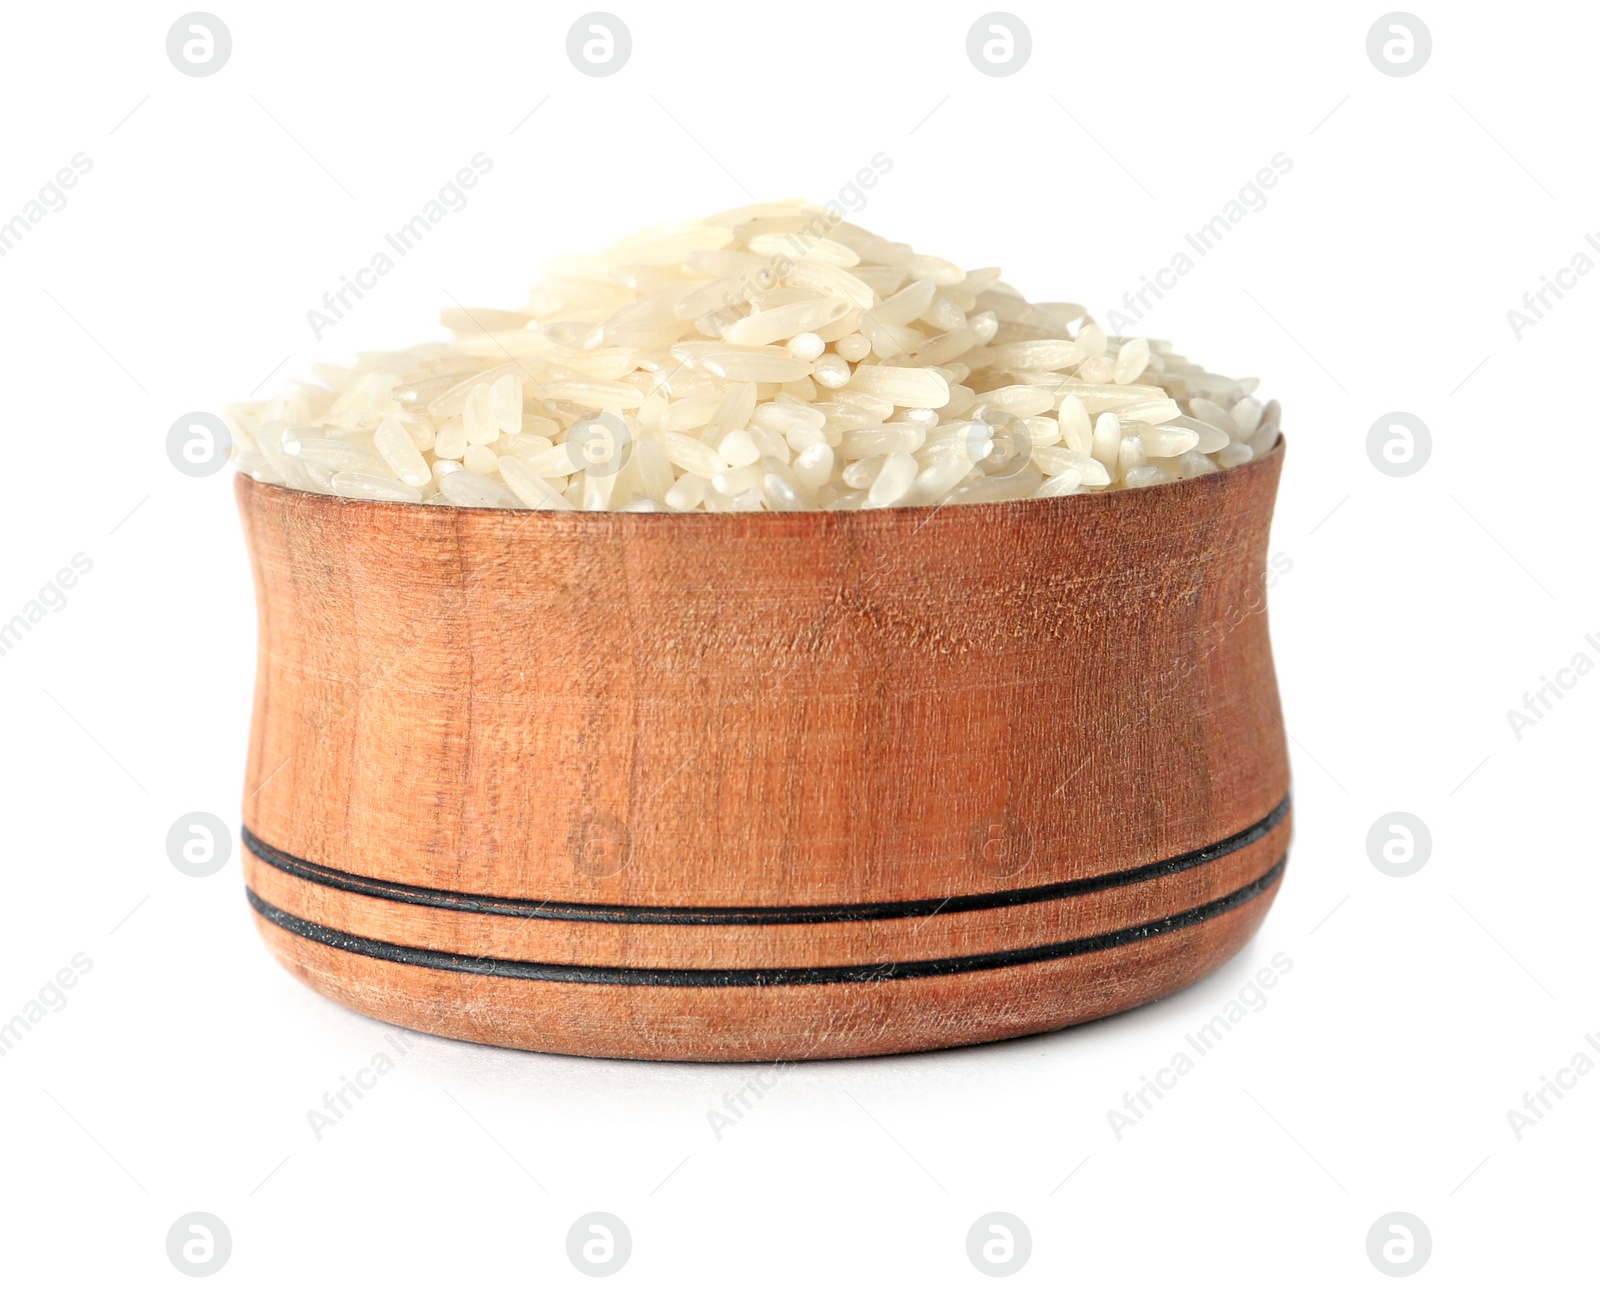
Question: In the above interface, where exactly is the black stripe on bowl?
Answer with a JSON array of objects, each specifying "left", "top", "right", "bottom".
[
  {"left": 246, "top": 855, "right": 1287, "bottom": 988},
  {"left": 242, "top": 795, "right": 1290, "bottom": 928}
]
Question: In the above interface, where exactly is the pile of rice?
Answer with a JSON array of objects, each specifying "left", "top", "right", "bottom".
[{"left": 228, "top": 201, "right": 1280, "bottom": 512}]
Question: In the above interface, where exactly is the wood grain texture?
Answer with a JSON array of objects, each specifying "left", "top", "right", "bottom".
[
  {"left": 249, "top": 888, "right": 1281, "bottom": 1061},
  {"left": 235, "top": 440, "right": 1290, "bottom": 1060}
]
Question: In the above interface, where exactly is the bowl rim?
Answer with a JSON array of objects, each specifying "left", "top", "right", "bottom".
[{"left": 236, "top": 436, "right": 1283, "bottom": 531}]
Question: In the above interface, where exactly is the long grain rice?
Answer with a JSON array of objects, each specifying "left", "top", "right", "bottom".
[{"left": 227, "top": 202, "right": 1278, "bottom": 510}]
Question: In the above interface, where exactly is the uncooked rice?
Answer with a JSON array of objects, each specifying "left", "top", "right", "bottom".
[{"left": 226, "top": 202, "right": 1280, "bottom": 512}]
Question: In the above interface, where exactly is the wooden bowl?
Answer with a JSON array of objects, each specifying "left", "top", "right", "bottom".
[{"left": 236, "top": 442, "right": 1289, "bottom": 1061}]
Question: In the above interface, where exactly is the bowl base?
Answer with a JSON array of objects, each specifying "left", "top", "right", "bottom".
[{"left": 245, "top": 829, "right": 1288, "bottom": 1061}]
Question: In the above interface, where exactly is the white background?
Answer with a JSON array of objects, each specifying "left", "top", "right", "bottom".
[{"left": 0, "top": 1, "right": 1594, "bottom": 1285}]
